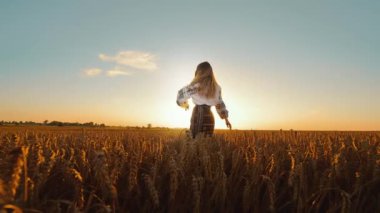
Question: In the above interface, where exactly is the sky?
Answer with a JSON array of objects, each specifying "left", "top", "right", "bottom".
[{"left": 0, "top": 0, "right": 379, "bottom": 130}]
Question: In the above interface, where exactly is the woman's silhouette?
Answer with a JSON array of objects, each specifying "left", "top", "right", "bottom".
[{"left": 176, "top": 61, "right": 231, "bottom": 138}]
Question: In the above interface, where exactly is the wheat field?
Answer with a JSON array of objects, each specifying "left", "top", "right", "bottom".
[{"left": 0, "top": 126, "right": 379, "bottom": 213}]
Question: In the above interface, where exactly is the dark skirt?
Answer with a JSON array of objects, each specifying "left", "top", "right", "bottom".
[{"left": 190, "top": 104, "right": 215, "bottom": 139}]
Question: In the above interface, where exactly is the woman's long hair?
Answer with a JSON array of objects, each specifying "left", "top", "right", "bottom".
[{"left": 191, "top": 61, "right": 218, "bottom": 98}]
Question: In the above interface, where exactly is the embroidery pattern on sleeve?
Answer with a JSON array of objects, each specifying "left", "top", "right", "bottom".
[{"left": 176, "top": 84, "right": 198, "bottom": 108}]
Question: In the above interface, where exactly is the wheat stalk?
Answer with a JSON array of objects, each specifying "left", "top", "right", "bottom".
[{"left": 143, "top": 173, "right": 159, "bottom": 208}]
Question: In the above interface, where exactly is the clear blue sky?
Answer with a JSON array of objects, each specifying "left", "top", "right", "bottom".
[{"left": 1, "top": 0, "right": 379, "bottom": 130}]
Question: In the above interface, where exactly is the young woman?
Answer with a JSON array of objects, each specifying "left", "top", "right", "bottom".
[{"left": 176, "top": 61, "right": 231, "bottom": 138}]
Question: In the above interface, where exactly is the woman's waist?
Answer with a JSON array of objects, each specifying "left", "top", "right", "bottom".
[{"left": 194, "top": 104, "right": 211, "bottom": 109}]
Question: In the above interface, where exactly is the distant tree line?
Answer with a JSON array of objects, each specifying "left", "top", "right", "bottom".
[
  {"left": 0, "top": 121, "right": 173, "bottom": 129},
  {"left": 0, "top": 120, "right": 106, "bottom": 127}
]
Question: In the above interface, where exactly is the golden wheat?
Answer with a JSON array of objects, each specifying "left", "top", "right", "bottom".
[{"left": 0, "top": 127, "right": 378, "bottom": 212}]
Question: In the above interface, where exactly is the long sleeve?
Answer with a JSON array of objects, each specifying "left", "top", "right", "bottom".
[
  {"left": 176, "top": 84, "right": 198, "bottom": 109},
  {"left": 215, "top": 88, "right": 229, "bottom": 119}
]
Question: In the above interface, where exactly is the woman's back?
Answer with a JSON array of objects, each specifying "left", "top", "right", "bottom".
[{"left": 188, "top": 83, "right": 221, "bottom": 106}]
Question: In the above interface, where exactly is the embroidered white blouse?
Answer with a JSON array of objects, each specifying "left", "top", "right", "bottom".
[{"left": 176, "top": 83, "right": 229, "bottom": 119}]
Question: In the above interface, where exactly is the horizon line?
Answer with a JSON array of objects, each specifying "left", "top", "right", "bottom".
[{"left": 1, "top": 121, "right": 378, "bottom": 132}]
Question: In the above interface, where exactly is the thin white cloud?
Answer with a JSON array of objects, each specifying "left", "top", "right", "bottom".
[
  {"left": 106, "top": 67, "right": 132, "bottom": 77},
  {"left": 83, "top": 68, "right": 102, "bottom": 77},
  {"left": 99, "top": 51, "right": 158, "bottom": 71}
]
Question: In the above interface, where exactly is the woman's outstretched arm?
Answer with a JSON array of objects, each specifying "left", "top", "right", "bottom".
[
  {"left": 176, "top": 84, "right": 198, "bottom": 110},
  {"left": 215, "top": 88, "right": 231, "bottom": 129}
]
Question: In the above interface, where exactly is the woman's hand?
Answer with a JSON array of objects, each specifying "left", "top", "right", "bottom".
[
  {"left": 184, "top": 103, "right": 189, "bottom": 111},
  {"left": 180, "top": 102, "right": 189, "bottom": 111},
  {"left": 225, "top": 118, "right": 232, "bottom": 130}
]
